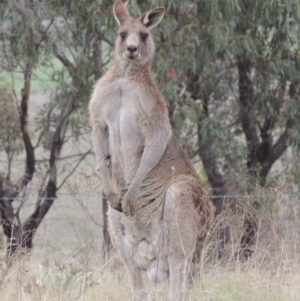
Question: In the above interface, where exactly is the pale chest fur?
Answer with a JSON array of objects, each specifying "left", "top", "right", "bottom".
[{"left": 93, "top": 77, "right": 148, "bottom": 187}]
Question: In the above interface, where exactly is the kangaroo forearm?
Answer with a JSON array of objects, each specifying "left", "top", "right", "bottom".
[
  {"left": 136, "top": 146, "right": 165, "bottom": 181},
  {"left": 97, "top": 163, "right": 111, "bottom": 186},
  {"left": 92, "top": 127, "right": 109, "bottom": 163},
  {"left": 129, "top": 131, "right": 170, "bottom": 194},
  {"left": 92, "top": 125, "right": 118, "bottom": 196},
  {"left": 94, "top": 146, "right": 115, "bottom": 193}
]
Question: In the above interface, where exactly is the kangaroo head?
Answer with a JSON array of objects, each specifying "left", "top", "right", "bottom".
[{"left": 113, "top": 0, "right": 165, "bottom": 65}]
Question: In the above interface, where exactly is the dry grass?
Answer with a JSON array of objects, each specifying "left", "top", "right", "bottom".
[
  {"left": 1, "top": 182, "right": 300, "bottom": 301},
  {"left": 1, "top": 251, "right": 300, "bottom": 301}
]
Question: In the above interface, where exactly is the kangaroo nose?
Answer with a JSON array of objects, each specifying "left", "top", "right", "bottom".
[{"left": 127, "top": 45, "right": 138, "bottom": 54}]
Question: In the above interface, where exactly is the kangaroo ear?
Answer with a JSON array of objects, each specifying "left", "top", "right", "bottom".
[
  {"left": 113, "top": 0, "right": 131, "bottom": 26},
  {"left": 139, "top": 7, "right": 165, "bottom": 29}
]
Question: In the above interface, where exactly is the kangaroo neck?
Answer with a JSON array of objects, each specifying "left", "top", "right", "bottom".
[{"left": 113, "top": 57, "right": 153, "bottom": 81}]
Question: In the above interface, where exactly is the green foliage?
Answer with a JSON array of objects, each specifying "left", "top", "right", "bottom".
[
  {"left": 0, "top": 0, "right": 300, "bottom": 192},
  {"left": 0, "top": 79, "right": 23, "bottom": 179},
  {"left": 141, "top": 0, "right": 300, "bottom": 191}
]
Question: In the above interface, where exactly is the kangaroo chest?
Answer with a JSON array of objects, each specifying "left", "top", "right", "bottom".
[
  {"left": 102, "top": 78, "right": 146, "bottom": 185},
  {"left": 103, "top": 78, "right": 145, "bottom": 130}
]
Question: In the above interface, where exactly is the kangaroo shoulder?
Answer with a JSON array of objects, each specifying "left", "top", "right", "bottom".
[
  {"left": 89, "top": 68, "right": 119, "bottom": 122},
  {"left": 140, "top": 80, "right": 168, "bottom": 115},
  {"left": 90, "top": 67, "right": 121, "bottom": 104}
]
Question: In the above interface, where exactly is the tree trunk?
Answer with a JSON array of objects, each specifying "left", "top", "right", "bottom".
[
  {"left": 237, "top": 56, "right": 259, "bottom": 259},
  {"left": 194, "top": 90, "right": 230, "bottom": 258},
  {"left": 102, "top": 194, "right": 112, "bottom": 261},
  {"left": 237, "top": 61, "right": 296, "bottom": 259},
  {"left": 197, "top": 121, "right": 230, "bottom": 258},
  {"left": 0, "top": 61, "right": 36, "bottom": 255},
  {"left": 0, "top": 99, "right": 73, "bottom": 254},
  {"left": 184, "top": 72, "right": 230, "bottom": 257}
]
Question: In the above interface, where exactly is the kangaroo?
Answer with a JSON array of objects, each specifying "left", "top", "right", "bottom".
[{"left": 89, "top": 1, "right": 214, "bottom": 300}]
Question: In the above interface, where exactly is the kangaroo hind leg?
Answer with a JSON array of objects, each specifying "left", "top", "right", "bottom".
[{"left": 164, "top": 180, "right": 201, "bottom": 301}]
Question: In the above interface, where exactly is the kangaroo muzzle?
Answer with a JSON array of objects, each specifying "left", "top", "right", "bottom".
[
  {"left": 124, "top": 34, "right": 140, "bottom": 60},
  {"left": 126, "top": 45, "right": 138, "bottom": 58}
]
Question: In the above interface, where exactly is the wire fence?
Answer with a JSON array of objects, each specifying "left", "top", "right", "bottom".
[
  {"left": 0, "top": 192, "right": 299, "bottom": 225},
  {"left": 1, "top": 194, "right": 300, "bottom": 202},
  {"left": 1, "top": 194, "right": 300, "bottom": 201},
  {"left": 1, "top": 189, "right": 300, "bottom": 262}
]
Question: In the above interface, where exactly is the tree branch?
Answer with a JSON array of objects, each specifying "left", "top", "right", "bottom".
[
  {"left": 34, "top": 104, "right": 55, "bottom": 149},
  {"left": 237, "top": 57, "right": 260, "bottom": 170},
  {"left": 57, "top": 148, "right": 92, "bottom": 191},
  {"left": 17, "top": 101, "right": 75, "bottom": 249},
  {"left": 36, "top": 151, "right": 94, "bottom": 163},
  {"left": 260, "top": 119, "right": 293, "bottom": 186},
  {"left": 260, "top": 82, "right": 297, "bottom": 186},
  {"left": 188, "top": 75, "right": 228, "bottom": 214},
  {"left": 55, "top": 51, "right": 77, "bottom": 77},
  {"left": 20, "top": 61, "right": 35, "bottom": 187},
  {"left": 0, "top": 59, "right": 35, "bottom": 254}
]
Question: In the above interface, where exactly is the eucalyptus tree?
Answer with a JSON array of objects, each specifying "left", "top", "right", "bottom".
[
  {"left": 1, "top": 0, "right": 299, "bottom": 259},
  {"left": 0, "top": 0, "right": 115, "bottom": 254},
  {"left": 125, "top": 0, "right": 300, "bottom": 257},
  {"left": 141, "top": 0, "right": 300, "bottom": 257}
]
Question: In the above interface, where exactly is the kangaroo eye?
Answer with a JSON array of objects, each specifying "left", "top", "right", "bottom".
[
  {"left": 140, "top": 33, "right": 148, "bottom": 42},
  {"left": 120, "top": 32, "right": 127, "bottom": 40}
]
